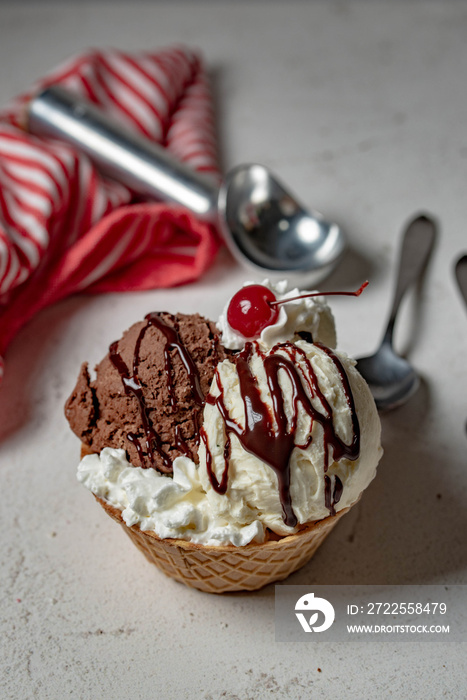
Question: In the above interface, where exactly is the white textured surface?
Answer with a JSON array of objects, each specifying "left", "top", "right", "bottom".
[{"left": 1, "top": 2, "right": 466, "bottom": 699}]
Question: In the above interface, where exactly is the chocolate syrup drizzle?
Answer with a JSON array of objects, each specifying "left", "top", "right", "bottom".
[
  {"left": 203, "top": 341, "right": 360, "bottom": 525},
  {"left": 109, "top": 313, "right": 205, "bottom": 472},
  {"left": 324, "top": 474, "right": 344, "bottom": 516},
  {"left": 109, "top": 311, "right": 360, "bottom": 524}
]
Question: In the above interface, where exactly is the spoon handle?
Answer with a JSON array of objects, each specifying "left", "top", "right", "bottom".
[
  {"left": 455, "top": 254, "right": 467, "bottom": 311},
  {"left": 385, "top": 214, "right": 437, "bottom": 340},
  {"left": 27, "top": 85, "right": 219, "bottom": 219}
]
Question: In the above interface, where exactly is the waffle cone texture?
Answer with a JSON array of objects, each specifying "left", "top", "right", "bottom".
[
  {"left": 81, "top": 441, "right": 350, "bottom": 593},
  {"left": 94, "top": 495, "right": 349, "bottom": 594}
]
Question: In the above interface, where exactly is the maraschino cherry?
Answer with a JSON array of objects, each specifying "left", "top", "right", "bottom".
[
  {"left": 227, "top": 281, "right": 368, "bottom": 340},
  {"left": 227, "top": 284, "right": 280, "bottom": 339}
]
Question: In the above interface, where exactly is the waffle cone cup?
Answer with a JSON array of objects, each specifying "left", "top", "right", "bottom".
[
  {"left": 81, "top": 445, "right": 350, "bottom": 593},
  {"left": 94, "top": 496, "right": 350, "bottom": 594}
]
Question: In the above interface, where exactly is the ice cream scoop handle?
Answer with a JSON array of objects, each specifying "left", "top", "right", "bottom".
[{"left": 27, "top": 85, "right": 218, "bottom": 219}]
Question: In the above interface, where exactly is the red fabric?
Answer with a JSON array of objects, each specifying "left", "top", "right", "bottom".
[{"left": 0, "top": 47, "right": 222, "bottom": 380}]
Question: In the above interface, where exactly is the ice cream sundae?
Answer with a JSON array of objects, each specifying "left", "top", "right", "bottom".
[{"left": 66, "top": 280, "right": 382, "bottom": 592}]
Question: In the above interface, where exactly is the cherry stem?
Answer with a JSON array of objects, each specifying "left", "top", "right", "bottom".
[{"left": 269, "top": 281, "right": 369, "bottom": 307}]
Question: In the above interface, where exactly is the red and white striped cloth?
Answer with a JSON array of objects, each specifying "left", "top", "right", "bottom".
[{"left": 0, "top": 46, "right": 222, "bottom": 382}]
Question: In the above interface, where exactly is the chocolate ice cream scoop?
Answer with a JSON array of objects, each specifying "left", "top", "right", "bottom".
[{"left": 65, "top": 312, "right": 228, "bottom": 473}]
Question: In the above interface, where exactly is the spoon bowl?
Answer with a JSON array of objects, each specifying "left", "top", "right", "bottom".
[
  {"left": 356, "top": 214, "right": 436, "bottom": 411},
  {"left": 356, "top": 335, "right": 420, "bottom": 411},
  {"left": 218, "top": 164, "right": 345, "bottom": 287}
]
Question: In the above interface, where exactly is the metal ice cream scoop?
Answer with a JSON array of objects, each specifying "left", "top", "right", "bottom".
[{"left": 27, "top": 86, "right": 345, "bottom": 288}]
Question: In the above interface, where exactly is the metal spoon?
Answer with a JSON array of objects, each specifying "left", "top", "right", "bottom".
[
  {"left": 455, "top": 254, "right": 467, "bottom": 310},
  {"left": 356, "top": 215, "right": 437, "bottom": 411},
  {"left": 455, "top": 255, "right": 467, "bottom": 432},
  {"left": 26, "top": 86, "right": 345, "bottom": 288}
]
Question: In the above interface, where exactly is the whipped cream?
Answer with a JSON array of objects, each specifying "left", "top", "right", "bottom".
[
  {"left": 77, "top": 447, "right": 265, "bottom": 546},
  {"left": 198, "top": 339, "right": 383, "bottom": 536},
  {"left": 217, "top": 279, "right": 337, "bottom": 350}
]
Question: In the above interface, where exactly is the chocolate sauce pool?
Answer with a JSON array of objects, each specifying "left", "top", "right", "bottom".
[{"left": 109, "top": 315, "right": 360, "bottom": 525}]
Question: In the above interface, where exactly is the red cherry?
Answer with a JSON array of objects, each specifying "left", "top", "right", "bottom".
[
  {"left": 226, "top": 281, "right": 369, "bottom": 341},
  {"left": 227, "top": 285, "right": 280, "bottom": 339}
]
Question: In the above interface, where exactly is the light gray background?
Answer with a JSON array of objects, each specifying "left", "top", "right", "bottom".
[{"left": 1, "top": 2, "right": 466, "bottom": 698}]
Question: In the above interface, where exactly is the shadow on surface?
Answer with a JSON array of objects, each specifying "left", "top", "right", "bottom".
[
  {"left": 321, "top": 244, "right": 376, "bottom": 293},
  {"left": 0, "top": 295, "right": 93, "bottom": 443},
  {"left": 285, "top": 378, "right": 467, "bottom": 586}
]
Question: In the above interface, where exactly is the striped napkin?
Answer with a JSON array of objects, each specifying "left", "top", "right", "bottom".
[{"left": 0, "top": 46, "right": 222, "bottom": 382}]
